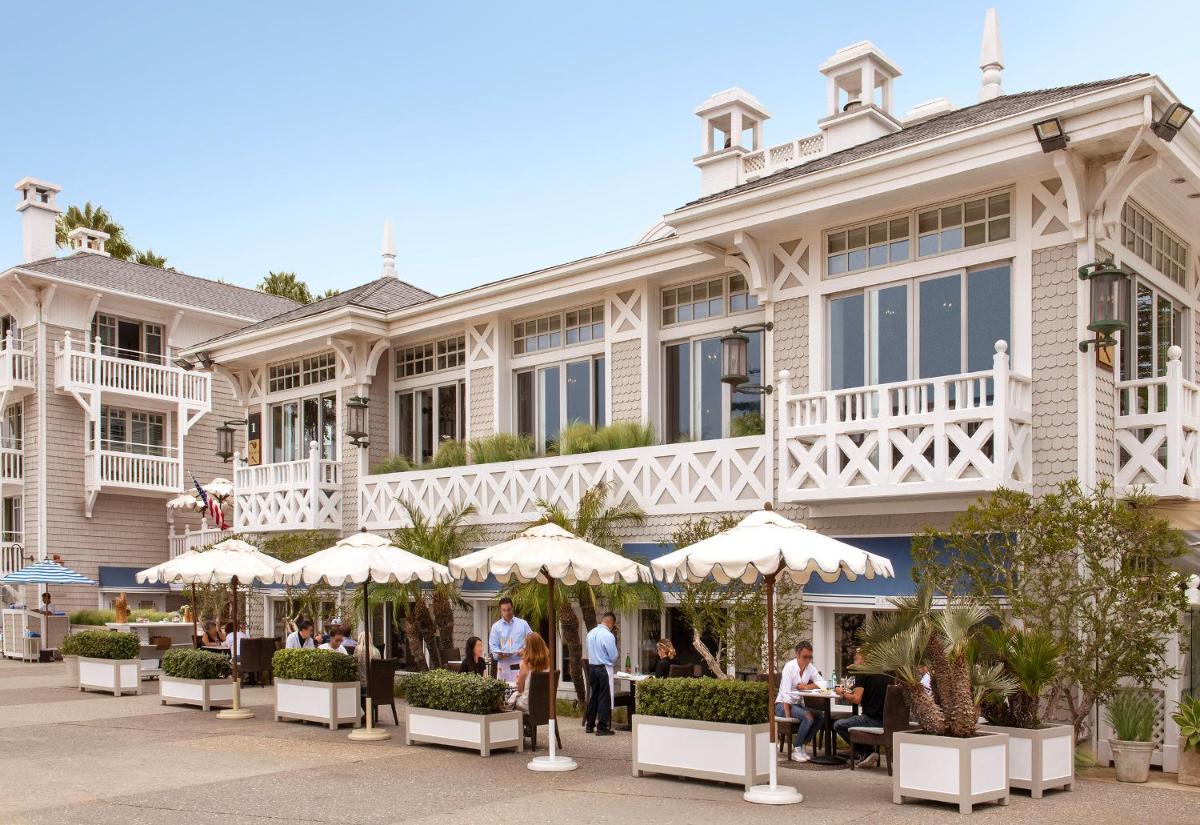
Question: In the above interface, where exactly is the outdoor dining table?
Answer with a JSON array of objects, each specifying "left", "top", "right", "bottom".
[
  {"left": 798, "top": 690, "right": 858, "bottom": 765},
  {"left": 612, "top": 671, "right": 650, "bottom": 731}
]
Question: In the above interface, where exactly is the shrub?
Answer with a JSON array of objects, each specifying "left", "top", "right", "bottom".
[
  {"left": 469, "top": 432, "right": 535, "bottom": 464},
  {"left": 1173, "top": 695, "right": 1200, "bottom": 754},
  {"left": 731, "top": 411, "right": 765, "bottom": 437},
  {"left": 636, "top": 677, "right": 768, "bottom": 725},
  {"left": 556, "top": 422, "right": 597, "bottom": 455},
  {"left": 404, "top": 669, "right": 509, "bottom": 715},
  {"left": 129, "top": 608, "right": 172, "bottom": 622},
  {"left": 372, "top": 453, "right": 414, "bottom": 474},
  {"left": 1106, "top": 688, "right": 1156, "bottom": 742},
  {"left": 272, "top": 648, "right": 358, "bottom": 683},
  {"left": 69, "top": 609, "right": 116, "bottom": 626},
  {"left": 593, "top": 421, "right": 655, "bottom": 451},
  {"left": 68, "top": 630, "right": 140, "bottom": 660},
  {"left": 162, "top": 648, "right": 232, "bottom": 680},
  {"left": 431, "top": 440, "right": 468, "bottom": 468},
  {"left": 59, "top": 633, "right": 81, "bottom": 656}
]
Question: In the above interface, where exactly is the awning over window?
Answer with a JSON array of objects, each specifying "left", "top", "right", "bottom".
[{"left": 98, "top": 565, "right": 169, "bottom": 593}]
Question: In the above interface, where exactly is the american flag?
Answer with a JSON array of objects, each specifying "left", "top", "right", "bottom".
[{"left": 193, "top": 474, "right": 229, "bottom": 530}]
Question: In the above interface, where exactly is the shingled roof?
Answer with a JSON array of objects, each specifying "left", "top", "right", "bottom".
[
  {"left": 681, "top": 74, "right": 1149, "bottom": 209},
  {"left": 16, "top": 253, "right": 299, "bottom": 321}
]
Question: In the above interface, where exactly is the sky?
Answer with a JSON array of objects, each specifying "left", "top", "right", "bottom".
[{"left": 2, "top": 1, "right": 1197, "bottom": 298}]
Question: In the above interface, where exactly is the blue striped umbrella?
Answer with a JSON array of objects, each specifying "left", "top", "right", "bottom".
[{"left": 1, "top": 560, "right": 96, "bottom": 586}]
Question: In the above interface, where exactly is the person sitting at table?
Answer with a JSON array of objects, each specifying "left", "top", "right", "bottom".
[
  {"left": 38, "top": 591, "right": 57, "bottom": 615},
  {"left": 505, "top": 631, "right": 549, "bottom": 713},
  {"left": 339, "top": 623, "right": 357, "bottom": 652},
  {"left": 319, "top": 628, "right": 348, "bottom": 655},
  {"left": 775, "top": 640, "right": 825, "bottom": 763},
  {"left": 460, "top": 635, "right": 487, "bottom": 676},
  {"left": 834, "top": 647, "right": 894, "bottom": 768},
  {"left": 222, "top": 621, "right": 249, "bottom": 659},
  {"left": 285, "top": 619, "right": 316, "bottom": 649},
  {"left": 354, "top": 630, "right": 379, "bottom": 688},
  {"left": 653, "top": 639, "right": 678, "bottom": 678},
  {"left": 200, "top": 620, "right": 225, "bottom": 646}
]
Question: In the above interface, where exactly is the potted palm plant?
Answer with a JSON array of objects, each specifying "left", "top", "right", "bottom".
[
  {"left": 976, "top": 626, "right": 1074, "bottom": 797},
  {"left": 855, "top": 588, "right": 1014, "bottom": 814},
  {"left": 1106, "top": 688, "right": 1157, "bottom": 782},
  {"left": 1172, "top": 695, "right": 1200, "bottom": 786}
]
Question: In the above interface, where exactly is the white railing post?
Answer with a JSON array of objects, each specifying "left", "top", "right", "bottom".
[
  {"left": 776, "top": 370, "right": 790, "bottom": 498},
  {"left": 308, "top": 440, "right": 321, "bottom": 527},
  {"left": 1166, "top": 346, "right": 1185, "bottom": 492},
  {"left": 876, "top": 385, "right": 891, "bottom": 484},
  {"left": 232, "top": 450, "right": 243, "bottom": 530},
  {"left": 992, "top": 340, "right": 1010, "bottom": 484},
  {"left": 932, "top": 379, "right": 949, "bottom": 483}
]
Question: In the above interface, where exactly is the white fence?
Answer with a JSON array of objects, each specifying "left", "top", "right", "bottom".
[
  {"left": 169, "top": 520, "right": 235, "bottom": 558},
  {"left": 234, "top": 441, "right": 342, "bottom": 532},
  {"left": 741, "top": 133, "right": 824, "bottom": 180},
  {"left": 0, "top": 333, "right": 34, "bottom": 391},
  {"left": 0, "top": 446, "right": 22, "bottom": 483},
  {"left": 0, "top": 541, "right": 26, "bottom": 578},
  {"left": 1115, "top": 345, "right": 1200, "bottom": 498},
  {"left": 55, "top": 332, "right": 210, "bottom": 407},
  {"left": 777, "top": 342, "right": 1032, "bottom": 501},
  {"left": 86, "top": 448, "right": 181, "bottom": 493}
]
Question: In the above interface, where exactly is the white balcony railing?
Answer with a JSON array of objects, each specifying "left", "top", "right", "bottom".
[
  {"left": 360, "top": 435, "right": 771, "bottom": 530},
  {"left": 86, "top": 447, "right": 181, "bottom": 494},
  {"left": 1, "top": 539, "right": 27, "bottom": 578},
  {"left": 0, "top": 333, "right": 35, "bottom": 395},
  {"left": 234, "top": 441, "right": 342, "bottom": 532},
  {"left": 778, "top": 342, "right": 1032, "bottom": 502},
  {"left": 1115, "top": 345, "right": 1200, "bottom": 499},
  {"left": 741, "top": 133, "right": 825, "bottom": 180},
  {"left": 169, "top": 519, "right": 235, "bottom": 558},
  {"left": 0, "top": 445, "right": 22, "bottom": 484},
  {"left": 54, "top": 332, "right": 210, "bottom": 409}
]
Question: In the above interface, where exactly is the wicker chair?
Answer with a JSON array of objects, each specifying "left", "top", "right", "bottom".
[
  {"left": 523, "top": 670, "right": 563, "bottom": 751},
  {"left": 237, "top": 637, "right": 277, "bottom": 686},
  {"left": 847, "top": 684, "right": 916, "bottom": 775},
  {"left": 363, "top": 658, "right": 399, "bottom": 726}
]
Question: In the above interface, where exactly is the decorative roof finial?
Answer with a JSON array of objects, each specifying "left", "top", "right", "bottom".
[
  {"left": 381, "top": 219, "right": 396, "bottom": 278},
  {"left": 979, "top": 8, "right": 1004, "bottom": 102}
]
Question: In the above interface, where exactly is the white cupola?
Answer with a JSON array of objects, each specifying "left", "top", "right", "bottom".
[
  {"left": 693, "top": 87, "right": 771, "bottom": 196},
  {"left": 818, "top": 42, "right": 902, "bottom": 153},
  {"left": 13, "top": 176, "right": 62, "bottom": 262},
  {"left": 67, "top": 226, "right": 110, "bottom": 256}
]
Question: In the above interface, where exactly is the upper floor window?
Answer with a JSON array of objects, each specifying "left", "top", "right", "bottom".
[
  {"left": 94, "top": 406, "right": 166, "bottom": 455},
  {"left": 395, "top": 335, "right": 465, "bottom": 379},
  {"left": 91, "top": 313, "right": 164, "bottom": 364},
  {"left": 1121, "top": 201, "right": 1189, "bottom": 287},
  {"left": 826, "top": 216, "right": 910, "bottom": 276},
  {"left": 1120, "top": 276, "right": 1186, "bottom": 385},
  {"left": 0, "top": 315, "right": 18, "bottom": 345},
  {"left": 2, "top": 495, "right": 20, "bottom": 543},
  {"left": 513, "top": 305, "right": 604, "bottom": 355},
  {"left": 268, "top": 351, "right": 337, "bottom": 393},
  {"left": 269, "top": 393, "right": 337, "bottom": 462},
  {"left": 515, "top": 356, "right": 606, "bottom": 451},
  {"left": 661, "top": 273, "right": 758, "bottom": 327},
  {"left": 397, "top": 381, "right": 465, "bottom": 465},
  {"left": 917, "top": 192, "right": 1010, "bottom": 257},
  {"left": 664, "top": 332, "right": 763, "bottom": 442},
  {"left": 2, "top": 403, "right": 21, "bottom": 450}
]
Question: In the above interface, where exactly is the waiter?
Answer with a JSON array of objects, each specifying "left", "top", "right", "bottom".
[
  {"left": 488, "top": 597, "right": 531, "bottom": 685},
  {"left": 584, "top": 612, "right": 618, "bottom": 736}
]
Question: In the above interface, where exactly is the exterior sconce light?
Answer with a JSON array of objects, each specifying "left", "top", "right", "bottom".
[
  {"left": 215, "top": 419, "right": 247, "bottom": 463},
  {"left": 346, "top": 396, "right": 369, "bottom": 447},
  {"left": 196, "top": 351, "right": 216, "bottom": 369},
  {"left": 720, "top": 322, "right": 773, "bottom": 394},
  {"left": 1151, "top": 102, "right": 1193, "bottom": 142},
  {"left": 1033, "top": 117, "right": 1069, "bottom": 152},
  {"left": 1078, "top": 260, "right": 1130, "bottom": 351}
]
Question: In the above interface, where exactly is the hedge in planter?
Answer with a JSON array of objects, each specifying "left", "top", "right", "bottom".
[
  {"left": 636, "top": 677, "right": 767, "bottom": 725},
  {"left": 162, "top": 649, "right": 232, "bottom": 680},
  {"left": 272, "top": 648, "right": 361, "bottom": 730},
  {"left": 403, "top": 669, "right": 522, "bottom": 756},
  {"left": 74, "top": 631, "right": 141, "bottom": 696},
  {"left": 160, "top": 649, "right": 234, "bottom": 710},
  {"left": 70, "top": 630, "right": 140, "bottom": 660},
  {"left": 404, "top": 669, "right": 508, "bottom": 715},
  {"left": 272, "top": 648, "right": 359, "bottom": 682}
]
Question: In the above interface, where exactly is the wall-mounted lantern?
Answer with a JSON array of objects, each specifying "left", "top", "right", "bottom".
[
  {"left": 215, "top": 419, "right": 247, "bottom": 462},
  {"left": 346, "top": 396, "right": 369, "bottom": 447},
  {"left": 720, "top": 322, "right": 773, "bottom": 394},
  {"left": 1078, "top": 260, "right": 1130, "bottom": 351},
  {"left": 1033, "top": 117, "right": 1069, "bottom": 152}
]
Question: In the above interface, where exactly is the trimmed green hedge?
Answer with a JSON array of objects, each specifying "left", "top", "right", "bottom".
[
  {"left": 404, "top": 669, "right": 509, "bottom": 715},
  {"left": 162, "top": 648, "right": 232, "bottom": 680},
  {"left": 636, "top": 677, "right": 768, "bottom": 725},
  {"left": 272, "top": 648, "right": 358, "bottom": 683},
  {"left": 68, "top": 609, "right": 117, "bottom": 626},
  {"left": 65, "top": 630, "right": 140, "bottom": 661}
]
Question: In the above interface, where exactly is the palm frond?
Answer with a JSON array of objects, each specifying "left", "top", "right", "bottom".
[
  {"left": 972, "top": 661, "right": 1017, "bottom": 707},
  {"left": 854, "top": 623, "right": 927, "bottom": 687},
  {"left": 935, "top": 602, "right": 988, "bottom": 657}
]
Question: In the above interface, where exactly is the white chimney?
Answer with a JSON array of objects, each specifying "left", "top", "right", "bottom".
[
  {"left": 13, "top": 177, "right": 62, "bottom": 262},
  {"left": 818, "top": 42, "right": 902, "bottom": 154},
  {"left": 693, "top": 87, "right": 771, "bottom": 196},
  {"left": 67, "top": 226, "right": 110, "bottom": 256},
  {"left": 380, "top": 219, "right": 396, "bottom": 278},
  {"left": 979, "top": 9, "right": 1004, "bottom": 102}
]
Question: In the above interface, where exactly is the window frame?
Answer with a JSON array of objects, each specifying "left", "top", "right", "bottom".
[
  {"left": 2, "top": 403, "right": 21, "bottom": 451},
  {"left": 661, "top": 330, "right": 764, "bottom": 442},
  {"left": 267, "top": 350, "right": 339, "bottom": 395},
  {"left": 94, "top": 405, "right": 168, "bottom": 456},
  {"left": 90, "top": 312, "right": 166, "bottom": 364},
  {"left": 513, "top": 355, "right": 606, "bottom": 451},
  {"left": 267, "top": 390, "right": 338, "bottom": 462},
  {"left": 394, "top": 380, "right": 466, "bottom": 465},
  {"left": 512, "top": 304, "right": 604, "bottom": 356},
  {"left": 660, "top": 272, "right": 760, "bottom": 328},
  {"left": 1119, "top": 269, "right": 1189, "bottom": 383},
  {"left": 1120, "top": 200, "right": 1191, "bottom": 289},
  {"left": 394, "top": 334, "right": 465, "bottom": 379}
]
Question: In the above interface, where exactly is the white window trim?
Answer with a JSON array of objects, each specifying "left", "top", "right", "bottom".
[
  {"left": 266, "top": 391, "right": 340, "bottom": 463},
  {"left": 1116, "top": 263, "right": 1190, "bottom": 381},
  {"left": 393, "top": 334, "right": 466, "bottom": 380},
  {"left": 95, "top": 404, "right": 172, "bottom": 455},
  {"left": 661, "top": 331, "right": 764, "bottom": 442},
  {"left": 513, "top": 355, "right": 606, "bottom": 449},
  {"left": 264, "top": 350, "right": 341, "bottom": 401},
  {"left": 511, "top": 303, "right": 605, "bottom": 358},
  {"left": 393, "top": 380, "right": 466, "bottom": 462},
  {"left": 823, "top": 210, "right": 913, "bottom": 278},
  {"left": 1120, "top": 199, "right": 1191, "bottom": 290},
  {"left": 658, "top": 271, "right": 760, "bottom": 330}
]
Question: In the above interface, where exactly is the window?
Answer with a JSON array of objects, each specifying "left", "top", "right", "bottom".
[
  {"left": 2, "top": 496, "right": 20, "bottom": 543},
  {"left": 514, "top": 356, "right": 606, "bottom": 450},
  {"left": 826, "top": 217, "right": 911, "bottom": 276},
  {"left": 917, "top": 192, "right": 1010, "bottom": 258},
  {"left": 828, "top": 263, "right": 1011, "bottom": 390},
  {"left": 2, "top": 403, "right": 21, "bottom": 450},
  {"left": 0, "top": 315, "right": 17, "bottom": 345},
  {"left": 90, "top": 313, "right": 165, "bottom": 364},
  {"left": 1121, "top": 202, "right": 1189, "bottom": 287},
  {"left": 396, "top": 335, "right": 465, "bottom": 378},
  {"left": 395, "top": 381, "right": 465, "bottom": 465},
  {"left": 663, "top": 332, "right": 763, "bottom": 442},
  {"left": 565, "top": 306, "right": 605, "bottom": 346},
  {"left": 436, "top": 336, "right": 465, "bottom": 370},
  {"left": 269, "top": 392, "right": 337, "bottom": 462},
  {"left": 1121, "top": 278, "right": 1186, "bottom": 384},
  {"left": 268, "top": 351, "right": 337, "bottom": 393},
  {"left": 512, "top": 306, "right": 603, "bottom": 356},
  {"left": 95, "top": 407, "right": 166, "bottom": 455},
  {"left": 661, "top": 274, "right": 759, "bottom": 326}
]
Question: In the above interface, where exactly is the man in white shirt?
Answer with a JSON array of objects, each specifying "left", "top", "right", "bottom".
[
  {"left": 318, "top": 628, "right": 348, "bottom": 655},
  {"left": 223, "top": 622, "right": 249, "bottom": 660},
  {"left": 286, "top": 619, "right": 316, "bottom": 649},
  {"left": 774, "top": 641, "right": 826, "bottom": 762}
]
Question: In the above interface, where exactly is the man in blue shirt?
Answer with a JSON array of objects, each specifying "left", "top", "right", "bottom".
[
  {"left": 488, "top": 597, "right": 532, "bottom": 684},
  {"left": 584, "top": 611, "right": 618, "bottom": 735}
]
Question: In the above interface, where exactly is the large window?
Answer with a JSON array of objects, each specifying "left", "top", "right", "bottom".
[
  {"left": 2, "top": 496, "right": 20, "bottom": 543},
  {"left": 1120, "top": 278, "right": 1186, "bottom": 384},
  {"left": 515, "top": 357, "right": 606, "bottom": 450},
  {"left": 395, "top": 335, "right": 465, "bottom": 378},
  {"left": 828, "top": 264, "right": 1011, "bottom": 390},
  {"left": 664, "top": 332, "right": 762, "bottom": 442},
  {"left": 1121, "top": 201, "right": 1189, "bottom": 287},
  {"left": 513, "top": 305, "right": 604, "bottom": 356},
  {"left": 396, "top": 382, "right": 465, "bottom": 465},
  {"left": 91, "top": 313, "right": 164, "bottom": 364},
  {"left": 268, "top": 352, "right": 337, "bottom": 393},
  {"left": 917, "top": 192, "right": 1010, "bottom": 257},
  {"left": 269, "top": 393, "right": 337, "bottom": 462},
  {"left": 2, "top": 403, "right": 21, "bottom": 450},
  {"left": 826, "top": 216, "right": 910, "bottom": 276},
  {"left": 661, "top": 273, "right": 758, "bottom": 326},
  {"left": 94, "top": 406, "right": 166, "bottom": 455}
]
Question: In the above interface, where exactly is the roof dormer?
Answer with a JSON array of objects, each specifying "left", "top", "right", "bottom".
[{"left": 818, "top": 41, "right": 902, "bottom": 153}]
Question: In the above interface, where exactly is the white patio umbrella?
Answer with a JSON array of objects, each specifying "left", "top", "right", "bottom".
[
  {"left": 136, "top": 538, "right": 283, "bottom": 720},
  {"left": 450, "top": 522, "right": 652, "bottom": 772},
  {"left": 137, "top": 550, "right": 208, "bottom": 642},
  {"left": 275, "top": 529, "right": 452, "bottom": 741},
  {"left": 651, "top": 506, "right": 894, "bottom": 806},
  {"left": 166, "top": 492, "right": 203, "bottom": 512}
]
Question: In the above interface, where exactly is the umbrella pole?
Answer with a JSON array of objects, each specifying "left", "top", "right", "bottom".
[
  {"left": 527, "top": 572, "right": 576, "bottom": 772},
  {"left": 191, "top": 583, "right": 198, "bottom": 645},
  {"left": 217, "top": 575, "right": 254, "bottom": 720},
  {"left": 349, "top": 578, "right": 390, "bottom": 741}
]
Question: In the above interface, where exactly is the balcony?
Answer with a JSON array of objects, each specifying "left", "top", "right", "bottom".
[
  {"left": 0, "top": 335, "right": 35, "bottom": 400},
  {"left": 359, "top": 436, "right": 771, "bottom": 530},
  {"left": 234, "top": 442, "right": 342, "bottom": 532},
  {"left": 777, "top": 342, "right": 1032, "bottom": 503},
  {"left": 1, "top": 536, "right": 28, "bottom": 578},
  {"left": 54, "top": 331, "right": 211, "bottom": 413},
  {"left": 1115, "top": 346, "right": 1200, "bottom": 499},
  {"left": 0, "top": 445, "right": 22, "bottom": 485},
  {"left": 169, "top": 520, "right": 234, "bottom": 558},
  {"left": 85, "top": 448, "right": 181, "bottom": 512}
]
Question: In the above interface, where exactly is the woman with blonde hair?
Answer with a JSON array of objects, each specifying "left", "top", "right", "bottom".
[
  {"left": 507, "top": 631, "right": 550, "bottom": 712},
  {"left": 653, "top": 638, "right": 679, "bottom": 677}
]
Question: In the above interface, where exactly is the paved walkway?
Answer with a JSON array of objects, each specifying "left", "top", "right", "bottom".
[{"left": 1, "top": 659, "right": 1197, "bottom": 824}]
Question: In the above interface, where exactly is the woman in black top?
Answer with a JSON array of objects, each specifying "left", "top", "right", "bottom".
[
  {"left": 460, "top": 635, "right": 487, "bottom": 675},
  {"left": 653, "top": 639, "right": 678, "bottom": 678}
]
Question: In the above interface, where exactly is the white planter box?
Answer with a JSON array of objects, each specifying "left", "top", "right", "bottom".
[
  {"left": 979, "top": 723, "right": 1074, "bottom": 797},
  {"left": 893, "top": 731, "right": 1010, "bottom": 814},
  {"left": 404, "top": 706, "right": 524, "bottom": 756},
  {"left": 159, "top": 676, "right": 235, "bottom": 711},
  {"left": 273, "top": 678, "right": 361, "bottom": 730},
  {"left": 78, "top": 657, "right": 141, "bottom": 696},
  {"left": 631, "top": 715, "right": 770, "bottom": 791}
]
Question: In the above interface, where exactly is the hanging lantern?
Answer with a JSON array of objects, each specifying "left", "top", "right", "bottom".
[
  {"left": 346, "top": 396, "right": 369, "bottom": 447},
  {"left": 720, "top": 332, "right": 750, "bottom": 387},
  {"left": 1078, "top": 261, "right": 1130, "bottom": 350},
  {"left": 215, "top": 421, "right": 236, "bottom": 462}
]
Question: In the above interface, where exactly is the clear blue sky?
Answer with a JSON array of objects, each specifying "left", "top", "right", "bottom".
[{"left": 3, "top": 1, "right": 1196, "bottom": 298}]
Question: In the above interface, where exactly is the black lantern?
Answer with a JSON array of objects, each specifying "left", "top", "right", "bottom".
[
  {"left": 346, "top": 396, "right": 369, "bottom": 447},
  {"left": 215, "top": 419, "right": 246, "bottom": 463},
  {"left": 1078, "top": 261, "right": 1130, "bottom": 351},
  {"left": 720, "top": 322, "right": 773, "bottom": 394}
]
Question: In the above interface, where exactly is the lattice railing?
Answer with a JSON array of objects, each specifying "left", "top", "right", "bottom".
[
  {"left": 54, "top": 331, "right": 210, "bottom": 408},
  {"left": 360, "top": 436, "right": 771, "bottom": 530},
  {"left": 1115, "top": 346, "right": 1200, "bottom": 499},
  {"left": 778, "top": 342, "right": 1032, "bottom": 502},
  {"left": 741, "top": 133, "right": 825, "bottom": 179},
  {"left": 234, "top": 441, "right": 342, "bottom": 532}
]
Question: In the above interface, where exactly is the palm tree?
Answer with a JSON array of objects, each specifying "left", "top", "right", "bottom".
[
  {"left": 55, "top": 202, "right": 135, "bottom": 260},
  {"left": 132, "top": 248, "right": 169, "bottom": 269},
  {"left": 258, "top": 271, "right": 314, "bottom": 304},
  {"left": 347, "top": 580, "right": 428, "bottom": 671}
]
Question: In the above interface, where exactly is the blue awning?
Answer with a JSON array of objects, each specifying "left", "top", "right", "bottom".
[{"left": 98, "top": 566, "right": 169, "bottom": 593}]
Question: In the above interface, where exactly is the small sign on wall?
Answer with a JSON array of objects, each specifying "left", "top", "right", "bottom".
[{"left": 246, "top": 412, "right": 262, "bottom": 466}]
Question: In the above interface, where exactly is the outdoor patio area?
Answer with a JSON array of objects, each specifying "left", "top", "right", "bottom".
[{"left": 1, "top": 658, "right": 1195, "bottom": 825}]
